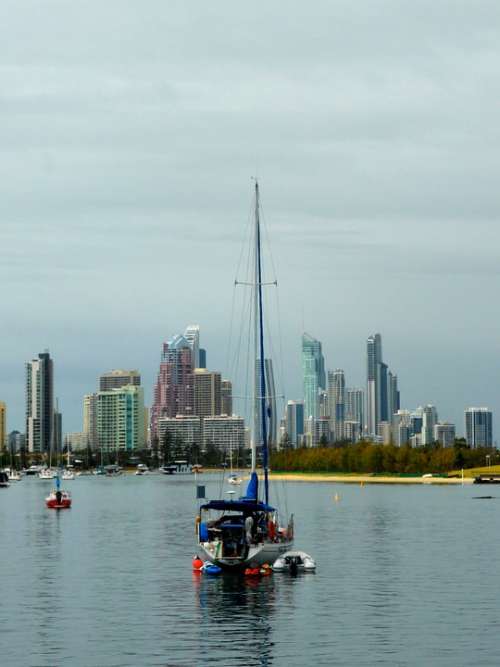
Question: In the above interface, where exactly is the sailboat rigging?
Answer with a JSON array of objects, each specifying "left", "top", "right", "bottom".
[{"left": 196, "top": 181, "right": 293, "bottom": 570}]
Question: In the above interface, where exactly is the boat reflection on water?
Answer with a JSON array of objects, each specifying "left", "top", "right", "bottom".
[{"left": 192, "top": 573, "right": 288, "bottom": 667}]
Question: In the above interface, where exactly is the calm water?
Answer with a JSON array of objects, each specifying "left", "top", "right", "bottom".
[{"left": 1, "top": 475, "right": 499, "bottom": 666}]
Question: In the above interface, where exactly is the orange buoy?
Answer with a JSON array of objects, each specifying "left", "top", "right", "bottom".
[{"left": 192, "top": 556, "right": 204, "bottom": 571}]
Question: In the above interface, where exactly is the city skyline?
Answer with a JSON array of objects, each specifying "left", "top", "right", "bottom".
[{"left": 1, "top": 328, "right": 494, "bottom": 446}]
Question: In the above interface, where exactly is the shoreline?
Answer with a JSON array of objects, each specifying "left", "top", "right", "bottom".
[{"left": 267, "top": 473, "right": 473, "bottom": 485}]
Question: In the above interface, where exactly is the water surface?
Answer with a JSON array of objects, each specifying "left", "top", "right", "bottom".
[{"left": 1, "top": 475, "right": 499, "bottom": 666}]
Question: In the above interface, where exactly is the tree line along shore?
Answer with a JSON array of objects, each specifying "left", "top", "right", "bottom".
[{"left": 269, "top": 441, "right": 498, "bottom": 476}]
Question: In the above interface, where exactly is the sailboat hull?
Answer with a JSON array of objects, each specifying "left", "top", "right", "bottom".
[{"left": 198, "top": 539, "right": 293, "bottom": 570}]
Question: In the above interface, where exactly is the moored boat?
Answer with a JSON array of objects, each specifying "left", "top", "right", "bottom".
[
  {"left": 46, "top": 489, "right": 72, "bottom": 509},
  {"left": 46, "top": 473, "right": 71, "bottom": 509},
  {"left": 474, "top": 475, "right": 500, "bottom": 484},
  {"left": 39, "top": 468, "right": 57, "bottom": 480},
  {"left": 0, "top": 471, "right": 10, "bottom": 488},
  {"left": 196, "top": 182, "right": 294, "bottom": 570}
]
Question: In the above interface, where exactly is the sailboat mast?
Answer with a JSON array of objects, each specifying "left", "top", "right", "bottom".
[
  {"left": 251, "top": 183, "right": 259, "bottom": 473},
  {"left": 255, "top": 181, "right": 269, "bottom": 505}
]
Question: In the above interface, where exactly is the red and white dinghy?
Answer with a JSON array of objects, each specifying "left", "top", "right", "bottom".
[{"left": 46, "top": 489, "right": 72, "bottom": 509}]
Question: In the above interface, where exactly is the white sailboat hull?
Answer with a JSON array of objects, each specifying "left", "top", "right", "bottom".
[{"left": 198, "top": 538, "right": 293, "bottom": 569}]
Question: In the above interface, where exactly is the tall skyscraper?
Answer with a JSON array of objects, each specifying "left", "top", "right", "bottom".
[
  {"left": 366, "top": 334, "right": 398, "bottom": 438},
  {"left": 255, "top": 359, "right": 278, "bottom": 448},
  {"left": 392, "top": 410, "right": 412, "bottom": 446},
  {"left": 421, "top": 405, "right": 438, "bottom": 445},
  {"left": 99, "top": 370, "right": 140, "bottom": 391},
  {"left": 346, "top": 388, "right": 364, "bottom": 431},
  {"left": 97, "top": 385, "right": 145, "bottom": 453},
  {"left": 221, "top": 380, "right": 233, "bottom": 416},
  {"left": 26, "top": 351, "right": 54, "bottom": 453},
  {"left": 184, "top": 324, "right": 201, "bottom": 368},
  {"left": 151, "top": 334, "right": 194, "bottom": 439},
  {"left": 0, "top": 401, "right": 6, "bottom": 451},
  {"left": 194, "top": 369, "right": 221, "bottom": 417},
  {"left": 367, "top": 334, "right": 383, "bottom": 436},
  {"left": 286, "top": 400, "right": 304, "bottom": 448},
  {"left": 83, "top": 393, "right": 98, "bottom": 449},
  {"left": 198, "top": 348, "right": 207, "bottom": 369},
  {"left": 302, "top": 333, "right": 326, "bottom": 421},
  {"left": 388, "top": 372, "right": 400, "bottom": 421},
  {"left": 465, "top": 408, "right": 493, "bottom": 448},
  {"left": 434, "top": 422, "right": 456, "bottom": 448},
  {"left": 328, "top": 369, "right": 345, "bottom": 442}
]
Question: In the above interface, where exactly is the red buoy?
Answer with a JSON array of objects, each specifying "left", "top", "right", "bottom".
[{"left": 192, "top": 556, "right": 204, "bottom": 571}]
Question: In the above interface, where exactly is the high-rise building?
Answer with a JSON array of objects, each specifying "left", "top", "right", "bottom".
[
  {"left": 410, "top": 409, "right": 423, "bottom": 435},
  {"left": 421, "top": 405, "right": 438, "bottom": 445},
  {"left": 8, "top": 430, "right": 25, "bottom": 453},
  {"left": 198, "top": 348, "right": 207, "bottom": 369},
  {"left": 53, "top": 407, "right": 62, "bottom": 454},
  {"left": 366, "top": 334, "right": 399, "bottom": 438},
  {"left": 346, "top": 388, "right": 364, "bottom": 431},
  {"left": 465, "top": 408, "right": 493, "bottom": 448},
  {"left": 0, "top": 401, "right": 6, "bottom": 450},
  {"left": 151, "top": 334, "right": 194, "bottom": 439},
  {"left": 302, "top": 333, "right": 326, "bottom": 420},
  {"left": 99, "top": 370, "right": 140, "bottom": 392},
  {"left": 64, "top": 432, "right": 87, "bottom": 450},
  {"left": 388, "top": 372, "right": 400, "bottom": 421},
  {"left": 344, "top": 420, "right": 361, "bottom": 443},
  {"left": 367, "top": 334, "right": 383, "bottom": 436},
  {"left": 328, "top": 369, "right": 345, "bottom": 442},
  {"left": 221, "top": 380, "right": 233, "bottom": 416},
  {"left": 203, "top": 415, "right": 245, "bottom": 453},
  {"left": 255, "top": 359, "right": 278, "bottom": 448},
  {"left": 97, "top": 385, "right": 145, "bottom": 453},
  {"left": 184, "top": 324, "right": 200, "bottom": 368},
  {"left": 392, "top": 410, "right": 412, "bottom": 447},
  {"left": 158, "top": 416, "right": 202, "bottom": 449},
  {"left": 286, "top": 400, "right": 304, "bottom": 448},
  {"left": 194, "top": 369, "right": 221, "bottom": 417},
  {"left": 313, "top": 417, "right": 331, "bottom": 446},
  {"left": 83, "top": 393, "right": 98, "bottom": 449},
  {"left": 377, "top": 421, "right": 392, "bottom": 445},
  {"left": 26, "top": 351, "right": 54, "bottom": 453},
  {"left": 434, "top": 422, "right": 456, "bottom": 448}
]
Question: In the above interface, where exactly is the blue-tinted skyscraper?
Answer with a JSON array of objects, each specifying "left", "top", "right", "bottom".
[
  {"left": 367, "top": 333, "right": 399, "bottom": 438},
  {"left": 286, "top": 400, "right": 304, "bottom": 448},
  {"left": 302, "top": 333, "right": 326, "bottom": 420},
  {"left": 465, "top": 408, "right": 493, "bottom": 448}
]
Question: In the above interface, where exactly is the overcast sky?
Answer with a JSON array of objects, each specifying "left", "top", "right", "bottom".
[{"left": 1, "top": 1, "right": 499, "bottom": 438}]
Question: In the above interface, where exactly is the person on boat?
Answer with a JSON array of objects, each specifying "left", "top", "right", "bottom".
[
  {"left": 245, "top": 516, "right": 254, "bottom": 545},
  {"left": 56, "top": 490, "right": 62, "bottom": 505}
]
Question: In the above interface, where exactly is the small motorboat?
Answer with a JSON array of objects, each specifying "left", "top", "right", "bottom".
[
  {"left": 105, "top": 465, "right": 122, "bottom": 476},
  {"left": 272, "top": 551, "right": 316, "bottom": 574},
  {"left": 39, "top": 468, "right": 57, "bottom": 480},
  {"left": 46, "top": 489, "right": 72, "bottom": 509},
  {"left": 135, "top": 464, "right": 149, "bottom": 476},
  {"left": 0, "top": 471, "right": 10, "bottom": 488},
  {"left": 61, "top": 469, "right": 75, "bottom": 480},
  {"left": 228, "top": 474, "right": 243, "bottom": 486}
]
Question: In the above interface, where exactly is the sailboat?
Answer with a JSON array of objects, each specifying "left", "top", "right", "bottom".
[
  {"left": 62, "top": 446, "right": 75, "bottom": 480},
  {"left": 46, "top": 472, "right": 71, "bottom": 509},
  {"left": 196, "top": 181, "right": 294, "bottom": 570},
  {"left": 227, "top": 445, "right": 242, "bottom": 486}
]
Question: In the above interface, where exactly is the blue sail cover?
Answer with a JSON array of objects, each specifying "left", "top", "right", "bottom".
[{"left": 242, "top": 471, "right": 258, "bottom": 501}]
